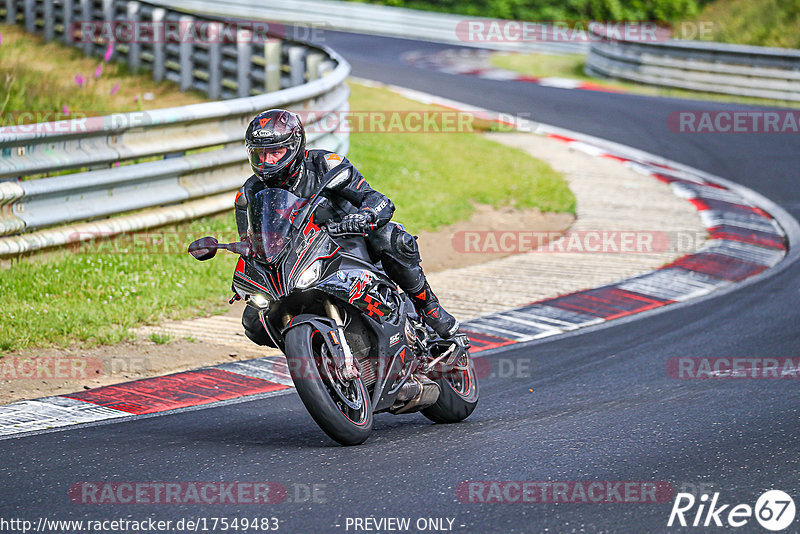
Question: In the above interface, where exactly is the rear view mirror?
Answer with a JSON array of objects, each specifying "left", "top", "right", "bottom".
[
  {"left": 226, "top": 240, "right": 252, "bottom": 256},
  {"left": 188, "top": 236, "right": 219, "bottom": 261}
]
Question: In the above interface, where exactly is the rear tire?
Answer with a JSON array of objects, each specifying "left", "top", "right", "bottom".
[
  {"left": 284, "top": 324, "right": 373, "bottom": 445},
  {"left": 422, "top": 353, "right": 479, "bottom": 424}
]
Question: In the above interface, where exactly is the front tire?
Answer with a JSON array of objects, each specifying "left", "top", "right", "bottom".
[
  {"left": 422, "top": 352, "right": 479, "bottom": 424},
  {"left": 284, "top": 324, "right": 373, "bottom": 445}
]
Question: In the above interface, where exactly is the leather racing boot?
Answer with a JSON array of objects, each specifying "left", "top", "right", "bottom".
[{"left": 409, "top": 281, "right": 459, "bottom": 339}]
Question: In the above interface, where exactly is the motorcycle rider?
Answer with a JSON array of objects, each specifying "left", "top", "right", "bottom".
[{"left": 236, "top": 109, "right": 461, "bottom": 346}]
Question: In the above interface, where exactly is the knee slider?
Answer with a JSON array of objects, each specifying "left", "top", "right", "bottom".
[{"left": 391, "top": 225, "right": 421, "bottom": 266}]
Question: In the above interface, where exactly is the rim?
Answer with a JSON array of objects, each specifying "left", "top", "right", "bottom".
[
  {"left": 313, "top": 332, "right": 370, "bottom": 426},
  {"left": 445, "top": 351, "right": 474, "bottom": 399}
]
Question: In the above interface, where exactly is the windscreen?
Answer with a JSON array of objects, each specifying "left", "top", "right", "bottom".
[{"left": 249, "top": 188, "right": 308, "bottom": 262}]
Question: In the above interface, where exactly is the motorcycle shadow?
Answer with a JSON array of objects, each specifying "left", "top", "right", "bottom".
[{"left": 180, "top": 400, "right": 456, "bottom": 449}]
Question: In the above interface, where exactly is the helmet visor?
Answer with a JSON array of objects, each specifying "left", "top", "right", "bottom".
[{"left": 248, "top": 145, "right": 294, "bottom": 176}]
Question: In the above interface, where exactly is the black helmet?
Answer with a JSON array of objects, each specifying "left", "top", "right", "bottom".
[{"left": 245, "top": 109, "right": 306, "bottom": 187}]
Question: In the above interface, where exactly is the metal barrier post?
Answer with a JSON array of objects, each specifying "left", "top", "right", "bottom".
[
  {"left": 80, "top": 0, "right": 92, "bottom": 55},
  {"left": 207, "top": 21, "right": 222, "bottom": 99},
  {"left": 62, "top": 0, "right": 73, "bottom": 44},
  {"left": 306, "top": 52, "right": 323, "bottom": 81},
  {"left": 24, "top": 0, "right": 35, "bottom": 33},
  {"left": 288, "top": 45, "right": 306, "bottom": 87},
  {"left": 264, "top": 39, "right": 281, "bottom": 92},
  {"left": 179, "top": 15, "right": 194, "bottom": 91},
  {"left": 151, "top": 7, "right": 166, "bottom": 81},
  {"left": 126, "top": 1, "right": 141, "bottom": 71},
  {"left": 101, "top": 0, "right": 113, "bottom": 22},
  {"left": 6, "top": 0, "right": 16, "bottom": 25},
  {"left": 236, "top": 29, "right": 252, "bottom": 97},
  {"left": 43, "top": 0, "right": 54, "bottom": 41}
]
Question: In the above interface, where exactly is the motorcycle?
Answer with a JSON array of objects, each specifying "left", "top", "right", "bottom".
[{"left": 188, "top": 165, "right": 478, "bottom": 445}]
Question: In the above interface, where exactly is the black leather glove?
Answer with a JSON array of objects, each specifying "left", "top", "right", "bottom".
[{"left": 339, "top": 209, "right": 375, "bottom": 233}]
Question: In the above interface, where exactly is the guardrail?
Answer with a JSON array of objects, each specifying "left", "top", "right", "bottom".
[
  {"left": 3, "top": 0, "right": 338, "bottom": 98},
  {"left": 0, "top": 0, "right": 351, "bottom": 258},
  {"left": 585, "top": 35, "right": 800, "bottom": 102},
  {"left": 151, "top": 0, "right": 589, "bottom": 55},
  {"left": 157, "top": 0, "right": 800, "bottom": 102}
]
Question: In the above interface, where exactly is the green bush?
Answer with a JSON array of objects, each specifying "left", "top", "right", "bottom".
[
  {"left": 693, "top": 0, "right": 800, "bottom": 48},
  {"left": 347, "top": 0, "right": 704, "bottom": 22}
]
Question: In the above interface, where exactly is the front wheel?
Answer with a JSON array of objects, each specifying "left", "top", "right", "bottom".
[
  {"left": 284, "top": 324, "right": 373, "bottom": 445},
  {"left": 422, "top": 351, "right": 479, "bottom": 424}
]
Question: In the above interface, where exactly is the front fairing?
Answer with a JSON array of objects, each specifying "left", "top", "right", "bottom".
[
  {"left": 233, "top": 216, "right": 340, "bottom": 300},
  {"left": 233, "top": 188, "right": 340, "bottom": 299},
  {"left": 316, "top": 268, "right": 396, "bottom": 324}
]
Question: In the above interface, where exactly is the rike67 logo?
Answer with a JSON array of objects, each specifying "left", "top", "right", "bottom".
[{"left": 668, "top": 490, "right": 795, "bottom": 531}]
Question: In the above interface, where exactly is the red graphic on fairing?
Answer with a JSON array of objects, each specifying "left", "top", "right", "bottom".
[
  {"left": 348, "top": 272, "right": 371, "bottom": 304},
  {"left": 348, "top": 272, "right": 389, "bottom": 318},
  {"left": 303, "top": 213, "right": 320, "bottom": 237},
  {"left": 363, "top": 294, "right": 385, "bottom": 318}
]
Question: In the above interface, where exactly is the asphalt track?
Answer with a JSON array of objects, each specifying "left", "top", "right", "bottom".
[{"left": 2, "top": 30, "right": 799, "bottom": 533}]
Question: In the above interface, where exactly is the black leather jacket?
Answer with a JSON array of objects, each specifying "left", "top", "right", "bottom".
[{"left": 235, "top": 149, "right": 395, "bottom": 239}]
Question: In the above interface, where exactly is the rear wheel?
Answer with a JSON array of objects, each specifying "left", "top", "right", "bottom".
[
  {"left": 421, "top": 351, "right": 479, "bottom": 424},
  {"left": 284, "top": 324, "right": 373, "bottom": 445}
]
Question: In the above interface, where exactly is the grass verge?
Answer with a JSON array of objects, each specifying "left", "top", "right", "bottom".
[
  {"left": 1, "top": 214, "right": 240, "bottom": 351},
  {"left": 347, "top": 81, "right": 574, "bottom": 231},
  {"left": 0, "top": 24, "right": 206, "bottom": 121},
  {"left": 490, "top": 52, "right": 800, "bottom": 109}
]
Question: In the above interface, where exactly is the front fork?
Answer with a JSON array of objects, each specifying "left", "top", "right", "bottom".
[
  {"left": 272, "top": 299, "right": 359, "bottom": 382},
  {"left": 323, "top": 299, "right": 359, "bottom": 380}
]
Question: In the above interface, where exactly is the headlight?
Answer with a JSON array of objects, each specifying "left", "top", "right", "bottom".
[
  {"left": 296, "top": 260, "right": 323, "bottom": 289},
  {"left": 248, "top": 293, "right": 272, "bottom": 309}
]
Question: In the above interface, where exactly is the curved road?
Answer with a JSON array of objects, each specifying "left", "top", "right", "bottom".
[{"left": 2, "top": 31, "right": 799, "bottom": 533}]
